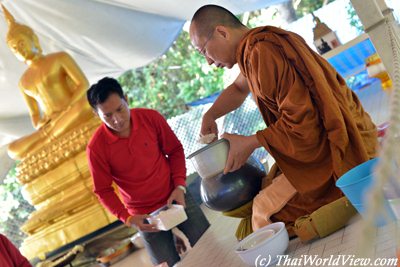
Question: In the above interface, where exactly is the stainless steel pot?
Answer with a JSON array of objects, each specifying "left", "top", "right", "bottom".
[{"left": 187, "top": 139, "right": 229, "bottom": 179}]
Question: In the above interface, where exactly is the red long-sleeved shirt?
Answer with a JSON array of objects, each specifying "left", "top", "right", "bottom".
[
  {"left": 0, "top": 234, "right": 32, "bottom": 267},
  {"left": 87, "top": 108, "right": 186, "bottom": 223}
]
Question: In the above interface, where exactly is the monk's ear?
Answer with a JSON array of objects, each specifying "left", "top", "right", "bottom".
[{"left": 215, "top": 25, "right": 230, "bottom": 40}]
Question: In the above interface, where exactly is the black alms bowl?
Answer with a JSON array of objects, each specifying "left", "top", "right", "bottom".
[{"left": 200, "top": 155, "right": 265, "bottom": 212}]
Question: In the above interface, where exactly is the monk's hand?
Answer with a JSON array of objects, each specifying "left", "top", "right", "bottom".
[
  {"left": 167, "top": 187, "right": 186, "bottom": 208},
  {"left": 127, "top": 214, "right": 159, "bottom": 232},
  {"left": 200, "top": 112, "right": 218, "bottom": 139},
  {"left": 222, "top": 133, "right": 261, "bottom": 174}
]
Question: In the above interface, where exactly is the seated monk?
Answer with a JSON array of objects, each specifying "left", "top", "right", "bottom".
[
  {"left": 2, "top": 5, "right": 93, "bottom": 159},
  {"left": 189, "top": 5, "right": 377, "bottom": 239}
]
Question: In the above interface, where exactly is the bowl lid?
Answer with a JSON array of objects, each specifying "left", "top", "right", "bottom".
[{"left": 186, "top": 138, "right": 228, "bottom": 159}]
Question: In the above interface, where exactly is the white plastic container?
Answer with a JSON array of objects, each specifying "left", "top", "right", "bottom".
[{"left": 147, "top": 204, "right": 188, "bottom": 231}]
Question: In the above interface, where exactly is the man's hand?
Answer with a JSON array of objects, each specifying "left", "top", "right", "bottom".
[
  {"left": 221, "top": 133, "right": 261, "bottom": 174},
  {"left": 126, "top": 214, "right": 159, "bottom": 232},
  {"left": 167, "top": 187, "right": 186, "bottom": 207},
  {"left": 200, "top": 112, "right": 218, "bottom": 140},
  {"left": 174, "top": 234, "right": 187, "bottom": 255}
]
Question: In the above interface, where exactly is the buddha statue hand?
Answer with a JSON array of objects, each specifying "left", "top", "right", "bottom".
[{"left": 32, "top": 114, "right": 51, "bottom": 129}]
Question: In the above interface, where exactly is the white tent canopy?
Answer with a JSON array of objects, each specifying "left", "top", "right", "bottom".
[{"left": 0, "top": 0, "right": 286, "bottom": 139}]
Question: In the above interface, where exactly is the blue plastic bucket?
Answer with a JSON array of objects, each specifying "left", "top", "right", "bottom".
[
  {"left": 336, "top": 158, "right": 379, "bottom": 205},
  {"left": 336, "top": 158, "right": 395, "bottom": 226}
]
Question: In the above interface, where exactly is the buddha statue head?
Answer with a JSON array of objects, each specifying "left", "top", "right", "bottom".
[{"left": 2, "top": 4, "right": 42, "bottom": 63}]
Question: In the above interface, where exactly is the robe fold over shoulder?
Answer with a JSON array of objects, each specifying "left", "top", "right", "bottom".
[{"left": 236, "top": 26, "right": 377, "bottom": 222}]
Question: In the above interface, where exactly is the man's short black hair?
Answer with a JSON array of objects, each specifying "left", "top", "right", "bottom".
[{"left": 87, "top": 77, "right": 125, "bottom": 109}]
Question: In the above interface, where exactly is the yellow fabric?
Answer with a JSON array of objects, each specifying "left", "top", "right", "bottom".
[
  {"left": 223, "top": 201, "right": 253, "bottom": 240},
  {"left": 234, "top": 217, "right": 253, "bottom": 241},
  {"left": 293, "top": 196, "right": 357, "bottom": 242},
  {"left": 293, "top": 216, "right": 319, "bottom": 242},
  {"left": 311, "top": 196, "right": 357, "bottom": 237},
  {"left": 252, "top": 174, "right": 297, "bottom": 231}
]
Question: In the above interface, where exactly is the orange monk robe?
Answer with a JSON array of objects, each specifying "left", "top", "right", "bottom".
[{"left": 236, "top": 26, "right": 377, "bottom": 224}]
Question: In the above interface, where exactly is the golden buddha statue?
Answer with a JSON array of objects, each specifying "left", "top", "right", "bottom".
[
  {"left": 2, "top": 5, "right": 93, "bottom": 159},
  {"left": 1, "top": 7, "right": 116, "bottom": 259}
]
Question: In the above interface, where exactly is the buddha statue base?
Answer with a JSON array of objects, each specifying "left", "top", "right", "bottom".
[
  {"left": 20, "top": 200, "right": 116, "bottom": 260},
  {"left": 16, "top": 117, "right": 118, "bottom": 259},
  {"left": 0, "top": 5, "right": 119, "bottom": 259}
]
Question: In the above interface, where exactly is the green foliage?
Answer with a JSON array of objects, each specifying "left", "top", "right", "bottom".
[
  {"left": 118, "top": 31, "right": 224, "bottom": 119},
  {"left": 295, "top": 0, "right": 336, "bottom": 18},
  {"left": 346, "top": 3, "right": 364, "bottom": 33},
  {"left": 0, "top": 165, "right": 34, "bottom": 247}
]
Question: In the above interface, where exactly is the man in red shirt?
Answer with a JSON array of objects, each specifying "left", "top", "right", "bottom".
[
  {"left": 86, "top": 77, "right": 209, "bottom": 266},
  {"left": 0, "top": 234, "right": 32, "bottom": 267}
]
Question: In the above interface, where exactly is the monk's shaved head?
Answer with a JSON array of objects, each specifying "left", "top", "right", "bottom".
[{"left": 191, "top": 5, "right": 245, "bottom": 38}]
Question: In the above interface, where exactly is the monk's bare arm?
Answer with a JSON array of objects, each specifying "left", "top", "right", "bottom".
[
  {"left": 201, "top": 73, "right": 249, "bottom": 136},
  {"left": 207, "top": 73, "right": 249, "bottom": 118}
]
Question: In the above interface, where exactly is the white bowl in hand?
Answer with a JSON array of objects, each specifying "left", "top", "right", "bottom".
[
  {"left": 235, "top": 222, "right": 289, "bottom": 266},
  {"left": 147, "top": 204, "right": 187, "bottom": 231}
]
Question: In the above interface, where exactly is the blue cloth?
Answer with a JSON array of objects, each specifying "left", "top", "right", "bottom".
[
  {"left": 327, "top": 38, "right": 376, "bottom": 78},
  {"left": 186, "top": 91, "right": 221, "bottom": 106}
]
